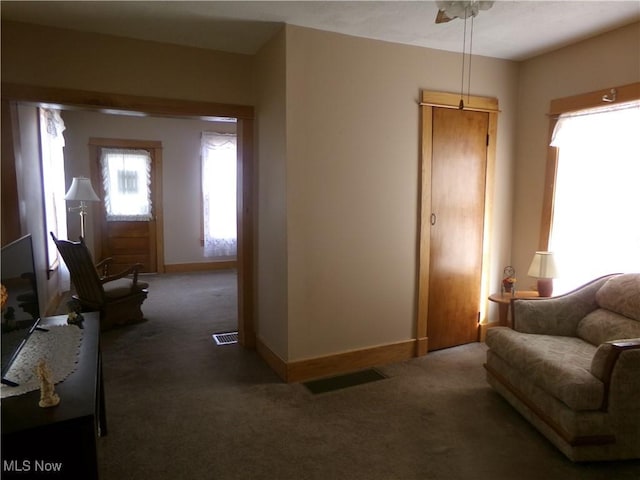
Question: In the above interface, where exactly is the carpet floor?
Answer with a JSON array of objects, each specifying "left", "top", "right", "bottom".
[{"left": 96, "top": 271, "right": 640, "bottom": 480}]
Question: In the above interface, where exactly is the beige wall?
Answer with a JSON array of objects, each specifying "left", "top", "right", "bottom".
[
  {"left": 282, "top": 26, "right": 519, "bottom": 361},
  {"left": 61, "top": 110, "right": 236, "bottom": 265},
  {"left": 255, "top": 28, "right": 290, "bottom": 358},
  {"left": 1, "top": 21, "right": 254, "bottom": 106},
  {"left": 3, "top": 19, "right": 522, "bottom": 365},
  {"left": 512, "top": 22, "right": 640, "bottom": 289}
]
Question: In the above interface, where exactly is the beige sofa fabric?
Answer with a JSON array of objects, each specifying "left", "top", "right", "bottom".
[
  {"left": 485, "top": 273, "right": 640, "bottom": 461},
  {"left": 511, "top": 276, "right": 608, "bottom": 336},
  {"left": 595, "top": 273, "right": 640, "bottom": 321},
  {"left": 486, "top": 329, "right": 602, "bottom": 410},
  {"left": 577, "top": 309, "right": 640, "bottom": 346}
]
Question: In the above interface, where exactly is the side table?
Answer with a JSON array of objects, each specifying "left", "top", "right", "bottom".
[{"left": 488, "top": 290, "right": 540, "bottom": 328}]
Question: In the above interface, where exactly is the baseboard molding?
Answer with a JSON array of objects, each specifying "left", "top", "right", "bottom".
[
  {"left": 256, "top": 337, "right": 418, "bottom": 383},
  {"left": 416, "top": 336, "right": 429, "bottom": 356},
  {"left": 256, "top": 337, "right": 288, "bottom": 381},
  {"left": 163, "top": 261, "right": 237, "bottom": 273}
]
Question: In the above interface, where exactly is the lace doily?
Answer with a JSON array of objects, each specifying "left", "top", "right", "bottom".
[{"left": 1, "top": 324, "right": 83, "bottom": 399}]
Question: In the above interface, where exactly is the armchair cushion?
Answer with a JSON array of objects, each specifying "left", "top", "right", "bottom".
[
  {"left": 103, "top": 278, "right": 149, "bottom": 300},
  {"left": 486, "top": 328, "right": 602, "bottom": 411}
]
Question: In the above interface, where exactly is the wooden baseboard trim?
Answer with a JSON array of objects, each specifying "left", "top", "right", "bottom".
[
  {"left": 163, "top": 261, "right": 237, "bottom": 273},
  {"left": 288, "top": 340, "right": 417, "bottom": 383},
  {"left": 416, "top": 337, "right": 429, "bottom": 356},
  {"left": 256, "top": 337, "right": 288, "bottom": 382},
  {"left": 256, "top": 338, "right": 419, "bottom": 383}
]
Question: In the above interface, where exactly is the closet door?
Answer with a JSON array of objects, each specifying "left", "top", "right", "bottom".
[{"left": 426, "top": 107, "right": 489, "bottom": 350}]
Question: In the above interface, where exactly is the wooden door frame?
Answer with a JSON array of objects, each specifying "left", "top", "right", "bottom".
[
  {"left": 1, "top": 82, "right": 256, "bottom": 348},
  {"left": 88, "top": 138, "right": 164, "bottom": 273},
  {"left": 417, "top": 90, "right": 498, "bottom": 356}
]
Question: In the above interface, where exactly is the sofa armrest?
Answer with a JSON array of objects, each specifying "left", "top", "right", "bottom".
[
  {"left": 511, "top": 275, "right": 614, "bottom": 335},
  {"left": 591, "top": 338, "right": 640, "bottom": 411}
]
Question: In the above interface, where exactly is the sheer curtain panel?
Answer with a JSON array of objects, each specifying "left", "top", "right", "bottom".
[
  {"left": 39, "top": 108, "right": 70, "bottom": 289},
  {"left": 201, "top": 132, "right": 237, "bottom": 258},
  {"left": 549, "top": 102, "right": 640, "bottom": 293}
]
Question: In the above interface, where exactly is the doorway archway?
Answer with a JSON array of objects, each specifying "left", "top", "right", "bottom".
[{"left": 1, "top": 82, "right": 256, "bottom": 348}]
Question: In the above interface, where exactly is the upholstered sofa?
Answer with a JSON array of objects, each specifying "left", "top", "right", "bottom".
[{"left": 484, "top": 273, "right": 640, "bottom": 461}]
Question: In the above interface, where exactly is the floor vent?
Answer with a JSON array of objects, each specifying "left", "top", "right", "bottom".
[
  {"left": 303, "top": 368, "right": 387, "bottom": 394},
  {"left": 212, "top": 332, "right": 238, "bottom": 345}
]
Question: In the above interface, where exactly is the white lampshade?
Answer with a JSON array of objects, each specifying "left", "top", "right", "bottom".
[
  {"left": 65, "top": 177, "right": 100, "bottom": 202},
  {"left": 527, "top": 251, "right": 558, "bottom": 279}
]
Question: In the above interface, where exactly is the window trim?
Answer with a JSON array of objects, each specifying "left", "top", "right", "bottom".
[{"left": 539, "top": 82, "right": 640, "bottom": 250}]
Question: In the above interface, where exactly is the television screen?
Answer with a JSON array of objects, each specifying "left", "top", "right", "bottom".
[{"left": 1, "top": 234, "right": 41, "bottom": 385}]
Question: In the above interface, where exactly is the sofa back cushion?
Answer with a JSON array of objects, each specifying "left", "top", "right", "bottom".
[
  {"left": 576, "top": 274, "right": 640, "bottom": 346},
  {"left": 577, "top": 309, "right": 640, "bottom": 346},
  {"left": 596, "top": 273, "right": 640, "bottom": 321}
]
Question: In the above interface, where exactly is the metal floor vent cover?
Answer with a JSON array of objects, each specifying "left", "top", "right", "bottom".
[
  {"left": 212, "top": 332, "right": 238, "bottom": 345},
  {"left": 303, "top": 368, "right": 387, "bottom": 394}
]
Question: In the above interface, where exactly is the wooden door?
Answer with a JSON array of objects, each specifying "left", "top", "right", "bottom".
[
  {"left": 426, "top": 107, "right": 489, "bottom": 351},
  {"left": 90, "top": 138, "right": 164, "bottom": 274}
]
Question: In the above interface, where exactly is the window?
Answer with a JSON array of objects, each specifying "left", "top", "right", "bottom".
[
  {"left": 39, "top": 108, "right": 68, "bottom": 271},
  {"left": 100, "top": 148, "right": 152, "bottom": 221},
  {"left": 201, "top": 132, "right": 237, "bottom": 258},
  {"left": 544, "top": 97, "right": 640, "bottom": 293}
]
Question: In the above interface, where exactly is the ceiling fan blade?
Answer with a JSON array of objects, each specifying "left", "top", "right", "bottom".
[{"left": 435, "top": 9, "right": 453, "bottom": 24}]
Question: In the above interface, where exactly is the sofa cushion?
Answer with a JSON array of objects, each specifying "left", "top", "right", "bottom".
[
  {"left": 595, "top": 273, "right": 640, "bottom": 321},
  {"left": 576, "top": 308, "right": 640, "bottom": 346},
  {"left": 486, "top": 327, "right": 602, "bottom": 411}
]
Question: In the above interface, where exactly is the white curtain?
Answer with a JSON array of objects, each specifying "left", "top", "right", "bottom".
[
  {"left": 549, "top": 101, "right": 640, "bottom": 293},
  {"left": 39, "top": 108, "right": 70, "bottom": 290},
  {"left": 201, "top": 132, "right": 237, "bottom": 258},
  {"left": 100, "top": 149, "right": 152, "bottom": 221}
]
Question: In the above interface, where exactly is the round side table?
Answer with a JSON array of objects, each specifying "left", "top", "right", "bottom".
[{"left": 488, "top": 290, "right": 539, "bottom": 328}]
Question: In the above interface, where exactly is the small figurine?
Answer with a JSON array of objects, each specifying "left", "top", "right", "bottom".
[
  {"left": 66, "top": 299, "right": 84, "bottom": 328},
  {"left": 36, "top": 359, "right": 60, "bottom": 408}
]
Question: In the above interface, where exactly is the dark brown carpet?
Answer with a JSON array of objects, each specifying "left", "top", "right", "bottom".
[{"left": 95, "top": 271, "right": 640, "bottom": 479}]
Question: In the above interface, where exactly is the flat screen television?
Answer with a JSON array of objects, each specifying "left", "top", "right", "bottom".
[{"left": 1, "top": 234, "right": 42, "bottom": 386}]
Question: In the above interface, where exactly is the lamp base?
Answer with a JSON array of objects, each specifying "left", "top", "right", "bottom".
[{"left": 537, "top": 278, "right": 554, "bottom": 297}]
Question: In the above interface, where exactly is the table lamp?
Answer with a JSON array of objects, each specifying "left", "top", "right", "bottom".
[
  {"left": 527, "top": 251, "right": 558, "bottom": 297},
  {"left": 65, "top": 177, "right": 100, "bottom": 238}
]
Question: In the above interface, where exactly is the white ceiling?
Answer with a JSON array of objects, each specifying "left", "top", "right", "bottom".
[{"left": 2, "top": 1, "right": 639, "bottom": 61}]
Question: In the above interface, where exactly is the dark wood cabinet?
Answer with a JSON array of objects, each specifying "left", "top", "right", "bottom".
[{"left": 1, "top": 313, "right": 106, "bottom": 479}]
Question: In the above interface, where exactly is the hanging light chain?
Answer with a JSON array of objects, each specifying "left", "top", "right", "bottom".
[
  {"left": 458, "top": 4, "right": 476, "bottom": 110},
  {"left": 468, "top": 14, "right": 474, "bottom": 105},
  {"left": 459, "top": 7, "right": 468, "bottom": 110}
]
